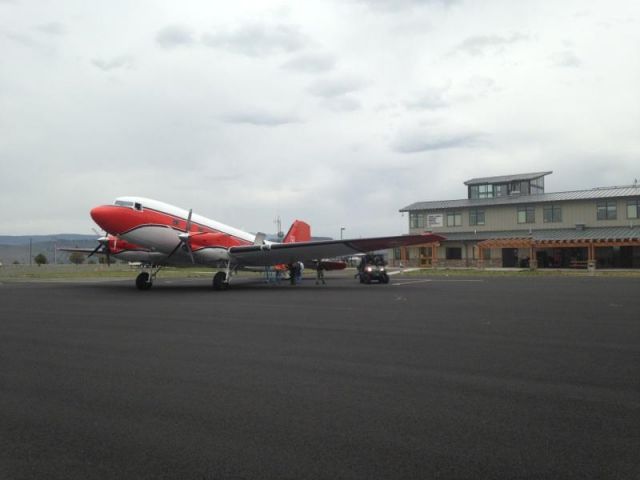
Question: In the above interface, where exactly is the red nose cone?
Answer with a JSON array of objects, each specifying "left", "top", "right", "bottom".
[{"left": 90, "top": 205, "right": 124, "bottom": 235}]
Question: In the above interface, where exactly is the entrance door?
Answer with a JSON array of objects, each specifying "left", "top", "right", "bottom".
[{"left": 502, "top": 248, "right": 518, "bottom": 267}]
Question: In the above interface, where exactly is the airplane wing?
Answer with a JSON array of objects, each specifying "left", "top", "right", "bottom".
[
  {"left": 56, "top": 247, "right": 101, "bottom": 254},
  {"left": 228, "top": 233, "right": 444, "bottom": 267}
]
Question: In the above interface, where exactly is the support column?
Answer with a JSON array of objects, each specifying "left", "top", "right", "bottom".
[
  {"left": 587, "top": 242, "right": 596, "bottom": 273},
  {"left": 529, "top": 244, "right": 537, "bottom": 270},
  {"left": 431, "top": 243, "right": 438, "bottom": 267},
  {"left": 478, "top": 246, "right": 484, "bottom": 269}
]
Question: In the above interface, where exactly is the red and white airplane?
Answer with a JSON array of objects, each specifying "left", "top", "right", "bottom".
[{"left": 62, "top": 196, "right": 444, "bottom": 290}]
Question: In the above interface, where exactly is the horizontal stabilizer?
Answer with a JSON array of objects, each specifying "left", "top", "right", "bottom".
[{"left": 254, "top": 232, "right": 266, "bottom": 245}]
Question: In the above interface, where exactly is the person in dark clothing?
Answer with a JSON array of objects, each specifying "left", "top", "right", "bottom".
[{"left": 316, "top": 261, "right": 326, "bottom": 285}]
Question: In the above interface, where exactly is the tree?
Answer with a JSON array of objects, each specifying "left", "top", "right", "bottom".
[
  {"left": 69, "top": 252, "right": 85, "bottom": 265},
  {"left": 34, "top": 253, "right": 48, "bottom": 266}
]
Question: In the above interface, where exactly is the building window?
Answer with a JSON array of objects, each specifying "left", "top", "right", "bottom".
[
  {"left": 530, "top": 176, "right": 544, "bottom": 194},
  {"left": 597, "top": 200, "right": 617, "bottom": 220},
  {"left": 410, "top": 212, "right": 425, "bottom": 229},
  {"left": 446, "top": 212, "right": 462, "bottom": 227},
  {"left": 517, "top": 206, "right": 535, "bottom": 224},
  {"left": 627, "top": 199, "right": 640, "bottom": 219},
  {"left": 469, "top": 184, "right": 494, "bottom": 199},
  {"left": 446, "top": 247, "right": 462, "bottom": 260},
  {"left": 543, "top": 205, "right": 562, "bottom": 223},
  {"left": 478, "top": 184, "right": 494, "bottom": 199},
  {"left": 494, "top": 184, "right": 508, "bottom": 197},
  {"left": 394, "top": 248, "right": 402, "bottom": 260},
  {"left": 469, "top": 209, "right": 485, "bottom": 226}
]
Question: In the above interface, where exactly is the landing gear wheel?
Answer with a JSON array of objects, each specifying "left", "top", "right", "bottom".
[
  {"left": 212, "top": 271, "right": 228, "bottom": 291},
  {"left": 381, "top": 273, "right": 390, "bottom": 284},
  {"left": 136, "top": 272, "right": 152, "bottom": 290}
]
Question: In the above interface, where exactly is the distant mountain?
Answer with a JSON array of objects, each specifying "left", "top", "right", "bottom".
[
  {"left": 0, "top": 234, "right": 97, "bottom": 246},
  {"left": 0, "top": 235, "right": 98, "bottom": 265}
]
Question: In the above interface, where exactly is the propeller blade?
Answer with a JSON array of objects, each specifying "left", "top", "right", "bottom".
[
  {"left": 185, "top": 209, "right": 193, "bottom": 233},
  {"left": 167, "top": 241, "right": 182, "bottom": 259},
  {"left": 87, "top": 243, "right": 102, "bottom": 258},
  {"left": 166, "top": 209, "right": 196, "bottom": 263}
]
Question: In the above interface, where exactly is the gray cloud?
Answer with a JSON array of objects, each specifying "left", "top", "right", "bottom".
[
  {"left": 307, "top": 76, "right": 365, "bottom": 98},
  {"left": 156, "top": 25, "right": 195, "bottom": 49},
  {"left": 405, "top": 85, "right": 450, "bottom": 110},
  {"left": 356, "top": 0, "right": 459, "bottom": 11},
  {"left": 91, "top": 55, "right": 133, "bottom": 72},
  {"left": 392, "top": 130, "right": 483, "bottom": 153},
  {"left": 322, "top": 96, "right": 362, "bottom": 112},
  {"left": 202, "top": 23, "right": 307, "bottom": 57},
  {"left": 221, "top": 109, "right": 300, "bottom": 126},
  {"left": 451, "top": 33, "right": 528, "bottom": 56},
  {"left": 551, "top": 50, "right": 581, "bottom": 68},
  {"left": 281, "top": 53, "right": 336, "bottom": 73},
  {"left": 35, "top": 22, "right": 65, "bottom": 36}
]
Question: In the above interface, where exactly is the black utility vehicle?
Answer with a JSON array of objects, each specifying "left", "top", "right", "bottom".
[{"left": 357, "top": 254, "right": 390, "bottom": 284}]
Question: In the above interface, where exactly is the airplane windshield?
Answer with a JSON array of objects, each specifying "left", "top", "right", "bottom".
[{"left": 114, "top": 200, "right": 134, "bottom": 208}]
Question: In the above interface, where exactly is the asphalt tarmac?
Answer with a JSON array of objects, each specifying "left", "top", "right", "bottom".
[{"left": 1, "top": 274, "right": 639, "bottom": 479}]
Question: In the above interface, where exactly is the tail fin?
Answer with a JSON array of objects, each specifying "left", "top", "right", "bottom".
[{"left": 283, "top": 220, "right": 311, "bottom": 243}]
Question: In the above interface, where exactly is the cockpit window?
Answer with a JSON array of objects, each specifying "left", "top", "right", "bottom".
[{"left": 114, "top": 200, "right": 134, "bottom": 208}]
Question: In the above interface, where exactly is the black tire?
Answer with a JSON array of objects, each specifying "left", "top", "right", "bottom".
[
  {"left": 381, "top": 273, "right": 390, "bottom": 284},
  {"left": 213, "top": 271, "right": 227, "bottom": 290},
  {"left": 136, "top": 272, "right": 152, "bottom": 290},
  {"left": 363, "top": 274, "right": 371, "bottom": 284}
]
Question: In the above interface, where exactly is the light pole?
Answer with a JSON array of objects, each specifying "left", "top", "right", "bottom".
[{"left": 340, "top": 227, "right": 345, "bottom": 240}]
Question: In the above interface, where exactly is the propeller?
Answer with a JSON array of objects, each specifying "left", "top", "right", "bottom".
[
  {"left": 167, "top": 209, "right": 195, "bottom": 264},
  {"left": 89, "top": 229, "right": 112, "bottom": 266}
]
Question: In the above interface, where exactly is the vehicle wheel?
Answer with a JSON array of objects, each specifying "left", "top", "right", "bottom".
[
  {"left": 358, "top": 273, "right": 365, "bottom": 284},
  {"left": 136, "top": 272, "right": 152, "bottom": 290},
  {"left": 213, "top": 271, "right": 227, "bottom": 290},
  {"left": 363, "top": 274, "right": 371, "bottom": 284},
  {"left": 381, "top": 273, "right": 390, "bottom": 284}
]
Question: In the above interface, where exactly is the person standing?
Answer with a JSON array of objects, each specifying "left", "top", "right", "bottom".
[{"left": 316, "top": 261, "right": 326, "bottom": 285}]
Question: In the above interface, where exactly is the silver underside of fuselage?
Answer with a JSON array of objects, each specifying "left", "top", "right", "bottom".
[{"left": 117, "top": 225, "right": 231, "bottom": 266}]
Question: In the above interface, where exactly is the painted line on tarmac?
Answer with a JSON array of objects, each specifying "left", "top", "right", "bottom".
[
  {"left": 392, "top": 279, "right": 433, "bottom": 286},
  {"left": 393, "top": 279, "right": 485, "bottom": 286}
]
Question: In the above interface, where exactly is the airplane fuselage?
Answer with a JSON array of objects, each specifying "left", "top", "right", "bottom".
[{"left": 91, "top": 197, "right": 261, "bottom": 266}]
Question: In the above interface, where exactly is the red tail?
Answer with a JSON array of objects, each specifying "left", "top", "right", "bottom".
[{"left": 283, "top": 220, "right": 311, "bottom": 243}]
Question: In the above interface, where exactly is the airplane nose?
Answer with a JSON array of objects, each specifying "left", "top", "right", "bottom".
[{"left": 90, "top": 205, "right": 123, "bottom": 235}]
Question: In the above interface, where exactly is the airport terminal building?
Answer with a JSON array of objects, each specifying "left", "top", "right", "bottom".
[{"left": 395, "top": 171, "right": 640, "bottom": 269}]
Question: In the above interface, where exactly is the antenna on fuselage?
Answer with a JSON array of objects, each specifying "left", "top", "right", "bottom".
[{"left": 274, "top": 215, "right": 284, "bottom": 241}]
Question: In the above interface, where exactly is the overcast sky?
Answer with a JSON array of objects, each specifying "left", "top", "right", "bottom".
[{"left": 1, "top": 0, "right": 639, "bottom": 237}]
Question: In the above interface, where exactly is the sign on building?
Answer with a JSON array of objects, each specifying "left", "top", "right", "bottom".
[{"left": 427, "top": 214, "right": 443, "bottom": 228}]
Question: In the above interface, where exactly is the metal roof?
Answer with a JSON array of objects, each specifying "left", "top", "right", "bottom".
[
  {"left": 435, "top": 226, "right": 640, "bottom": 242},
  {"left": 400, "top": 185, "right": 640, "bottom": 212},
  {"left": 463, "top": 171, "right": 552, "bottom": 186}
]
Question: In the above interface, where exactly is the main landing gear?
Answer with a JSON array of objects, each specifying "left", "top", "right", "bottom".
[
  {"left": 135, "top": 265, "right": 162, "bottom": 290},
  {"left": 134, "top": 263, "right": 233, "bottom": 291},
  {"left": 212, "top": 271, "right": 228, "bottom": 290},
  {"left": 212, "top": 261, "right": 233, "bottom": 291}
]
